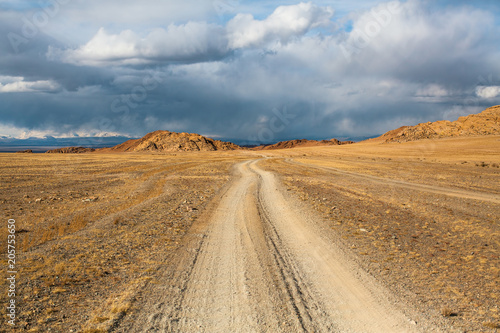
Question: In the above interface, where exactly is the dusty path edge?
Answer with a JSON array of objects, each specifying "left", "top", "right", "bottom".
[{"left": 108, "top": 159, "right": 256, "bottom": 332}]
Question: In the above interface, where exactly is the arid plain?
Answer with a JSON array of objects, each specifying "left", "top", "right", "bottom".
[
  {"left": 1, "top": 133, "right": 499, "bottom": 332},
  {"left": 3, "top": 0, "right": 500, "bottom": 331}
]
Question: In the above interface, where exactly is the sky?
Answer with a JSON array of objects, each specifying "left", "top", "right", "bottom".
[{"left": 0, "top": 0, "right": 499, "bottom": 144}]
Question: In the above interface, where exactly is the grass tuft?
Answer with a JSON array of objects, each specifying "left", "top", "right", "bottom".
[
  {"left": 441, "top": 307, "right": 458, "bottom": 317},
  {"left": 483, "top": 322, "right": 500, "bottom": 329}
]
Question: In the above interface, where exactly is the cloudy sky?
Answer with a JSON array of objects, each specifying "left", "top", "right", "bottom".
[{"left": 1, "top": 0, "right": 499, "bottom": 143}]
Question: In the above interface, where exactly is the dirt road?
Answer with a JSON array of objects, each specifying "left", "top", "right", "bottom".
[{"left": 117, "top": 160, "right": 432, "bottom": 332}]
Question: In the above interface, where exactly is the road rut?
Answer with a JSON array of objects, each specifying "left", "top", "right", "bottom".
[{"left": 117, "top": 160, "right": 429, "bottom": 332}]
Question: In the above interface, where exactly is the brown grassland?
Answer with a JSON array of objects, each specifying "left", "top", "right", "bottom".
[
  {"left": 260, "top": 135, "right": 500, "bottom": 332},
  {"left": 0, "top": 151, "right": 249, "bottom": 332},
  {"left": 0, "top": 135, "right": 499, "bottom": 332}
]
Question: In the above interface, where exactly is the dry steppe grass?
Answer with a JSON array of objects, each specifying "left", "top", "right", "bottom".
[
  {"left": 0, "top": 136, "right": 498, "bottom": 332},
  {"left": 260, "top": 135, "right": 500, "bottom": 332},
  {"left": 0, "top": 151, "right": 248, "bottom": 332}
]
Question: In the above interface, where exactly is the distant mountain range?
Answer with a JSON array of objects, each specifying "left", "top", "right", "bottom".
[
  {"left": 253, "top": 138, "right": 354, "bottom": 150},
  {"left": 0, "top": 132, "right": 361, "bottom": 153},
  {"left": 2, "top": 105, "right": 499, "bottom": 153},
  {"left": 97, "top": 132, "right": 354, "bottom": 153}
]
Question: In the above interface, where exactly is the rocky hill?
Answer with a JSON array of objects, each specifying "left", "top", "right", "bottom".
[
  {"left": 109, "top": 130, "right": 240, "bottom": 152},
  {"left": 45, "top": 147, "right": 96, "bottom": 153},
  {"left": 376, "top": 105, "right": 500, "bottom": 143},
  {"left": 254, "top": 138, "right": 354, "bottom": 150}
]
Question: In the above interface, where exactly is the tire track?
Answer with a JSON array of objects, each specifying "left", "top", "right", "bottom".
[
  {"left": 286, "top": 158, "right": 500, "bottom": 204},
  {"left": 116, "top": 159, "right": 435, "bottom": 332}
]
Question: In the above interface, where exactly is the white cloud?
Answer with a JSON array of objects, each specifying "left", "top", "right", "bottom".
[
  {"left": 338, "top": 0, "right": 496, "bottom": 72},
  {"left": 227, "top": 2, "right": 333, "bottom": 49},
  {"left": 2, "top": 0, "right": 500, "bottom": 140},
  {"left": 476, "top": 85, "right": 500, "bottom": 99},
  {"left": 27, "top": 0, "right": 216, "bottom": 45},
  {"left": 54, "top": 22, "right": 228, "bottom": 66},
  {"left": 0, "top": 125, "right": 67, "bottom": 139},
  {"left": 0, "top": 76, "right": 60, "bottom": 93},
  {"left": 0, "top": 123, "right": 127, "bottom": 139},
  {"left": 55, "top": 2, "right": 335, "bottom": 66},
  {"left": 413, "top": 84, "right": 450, "bottom": 102}
]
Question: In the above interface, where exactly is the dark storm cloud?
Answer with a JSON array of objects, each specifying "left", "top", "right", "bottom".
[{"left": 0, "top": 0, "right": 500, "bottom": 141}]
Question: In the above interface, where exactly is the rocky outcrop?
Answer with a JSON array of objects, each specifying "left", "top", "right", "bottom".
[
  {"left": 378, "top": 105, "right": 500, "bottom": 143},
  {"left": 109, "top": 130, "right": 240, "bottom": 152}
]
